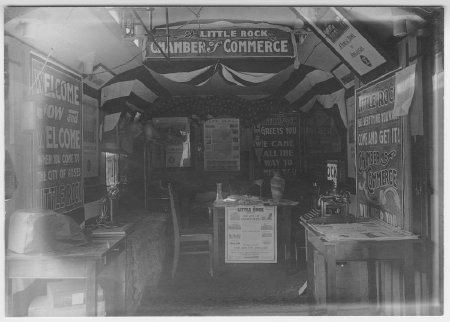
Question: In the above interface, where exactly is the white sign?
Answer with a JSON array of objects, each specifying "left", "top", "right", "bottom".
[
  {"left": 204, "top": 118, "right": 240, "bottom": 171},
  {"left": 327, "top": 160, "right": 338, "bottom": 186},
  {"left": 295, "top": 7, "right": 386, "bottom": 76},
  {"left": 225, "top": 205, "right": 277, "bottom": 263}
]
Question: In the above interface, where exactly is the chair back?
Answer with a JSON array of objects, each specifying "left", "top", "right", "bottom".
[{"left": 168, "top": 183, "right": 180, "bottom": 239}]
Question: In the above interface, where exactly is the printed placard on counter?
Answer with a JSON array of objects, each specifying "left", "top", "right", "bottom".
[
  {"left": 225, "top": 205, "right": 277, "bottom": 263},
  {"left": 356, "top": 73, "right": 403, "bottom": 227},
  {"left": 30, "top": 52, "right": 83, "bottom": 213}
]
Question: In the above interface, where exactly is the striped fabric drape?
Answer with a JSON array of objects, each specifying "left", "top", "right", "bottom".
[
  {"left": 100, "top": 63, "right": 348, "bottom": 128},
  {"left": 100, "top": 65, "right": 169, "bottom": 113},
  {"left": 277, "top": 65, "right": 348, "bottom": 127},
  {"left": 144, "top": 58, "right": 294, "bottom": 87}
]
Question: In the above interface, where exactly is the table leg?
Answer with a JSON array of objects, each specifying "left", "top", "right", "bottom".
[
  {"left": 213, "top": 208, "right": 220, "bottom": 268},
  {"left": 403, "top": 246, "right": 416, "bottom": 315},
  {"left": 306, "top": 234, "right": 315, "bottom": 304},
  {"left": 5, "top": 262, "right": 12, "bottom": 316},
  {"left": 283, "top": 207, "right": 292, "bottom": 263},
  {"left": 325, "top": 244, "right": 337, "bottom": 314},
  {"left": 85, "top": 261, "right": 98, "bottom": 316}
]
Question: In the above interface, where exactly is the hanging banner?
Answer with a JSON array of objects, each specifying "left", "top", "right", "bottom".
[
  {"left": 204, "top": 118, "right": 240, "bottom": 171},
  {"left": 225, "top": 205, "right": 277, "bottom": 263},
  {"left": 294, "top": 7, "right": 386, "bottom": 76},
  {"left": 145, "top": 26, "right": 295, "bottom": 59},
  {"left": 253, "top": 114, "right": 300, "bottom": 178},
  {"left": 82, "top": 94, "right": 99, "bottom": 178},
  {"left": 356, "top": 73, "right": 403, "bottom": 227},
  {"left": 30, "top": 53, "right": 83, "bottom": 213}
]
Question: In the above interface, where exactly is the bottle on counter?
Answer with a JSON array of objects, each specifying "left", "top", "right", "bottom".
[
  {"left": 270, "top": 171, "right": 285, "bottom": 202},
  {"left": 215, "top": 183, "right": 223, "bottom": 202}
]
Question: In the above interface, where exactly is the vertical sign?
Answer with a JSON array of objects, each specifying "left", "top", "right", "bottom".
[
  {"left": 253, "top": 114, "right": 299, "bottom": 177},
  {"left": 204, "top": 118, "right": 240, "bottom": 171},
  {"left": 356, "top": 74, "right": 403, "bottom": 227},
  {"left": 327, "top": 160, "right": 338, "bottom": 187},
  {"left": 225, "top": 205, "right": 277, "bottom": 263},
  {"left": 30, "top": 53, "right": 83, "bottom": 213},
  {"left": 82, "top": 95, "right": 99, "bottom": 178},
  {"left": 294, "top": 7, "right": 387, "bottom": 76}
]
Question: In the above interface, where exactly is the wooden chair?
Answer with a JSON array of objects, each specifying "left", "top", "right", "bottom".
[{"left": 168, "top": 183, "right": 214, "bottom": 279}]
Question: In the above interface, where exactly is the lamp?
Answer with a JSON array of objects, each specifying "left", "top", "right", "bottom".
[
  {"left": 17, "top": 21, "right": 38, "bottom": 39},
  {"left": 79, "top": 52, "right": 96, "bottom": 75},
  {"left": 391, "top": 8, "right": 408, "bottom": 38},
  {"left": 393, "top": 18, "right": 408, "bottom": 38}
]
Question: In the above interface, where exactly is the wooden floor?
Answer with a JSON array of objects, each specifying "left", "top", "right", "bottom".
[{"left": 135, "top": 255, "right": 310, "bottom": 316}]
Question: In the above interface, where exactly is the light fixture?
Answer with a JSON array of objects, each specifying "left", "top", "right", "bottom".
[
  {"left": 391, "top": 7, "right": 408, "bottom": 38},
  {"left": 79, "top": 52, "right": 96, "bottom": 75},
  {"left": 393, "top": 18, "right": 408, "bottom": 38},
  {"left": 17, "top": 21, "right": 38, "bottom": 39}
]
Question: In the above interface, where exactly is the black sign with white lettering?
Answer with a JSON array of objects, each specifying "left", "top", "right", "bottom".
[
  {"left": 253, "top": 114, "right": 300, "bottom": 178},
  {"left": 356, "top": 74, "right": 403, "bottom": 227},
  {"left": 30, "top": 53, "right": 83, "bottom": 213}
]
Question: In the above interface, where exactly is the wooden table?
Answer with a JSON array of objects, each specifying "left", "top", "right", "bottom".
[
  {"left": 5, "top": 236, "right": 126, "bottom": 316},
  {"left": 300, "top": 216, "right": 421, "bottom": 314},
  {"left": 210, "top": 198, "right": 299, "bottom": 268}
]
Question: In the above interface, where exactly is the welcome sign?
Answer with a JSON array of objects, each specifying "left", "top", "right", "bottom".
[
  {"left": 145, "top": 26, "right": 295, "bottom": 59},
  {"left": 30, "top": 53, "right": 83, "bottom": 213}
]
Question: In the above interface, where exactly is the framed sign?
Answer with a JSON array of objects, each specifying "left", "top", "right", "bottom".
[
  {"left": 356, "top": 72, "right": 403, "bottom": 227},
  {"left": 30, "top": 52, "right": 83, "bottom": 213},
  {"left": 225, "top": 205, "right": 277, "bottom": 263},
  {"left": 204, "top": 118, "right": 240, "bottom": 171},
  {"left": 145, "top": 25, "right": 295, "bottom": 60}
]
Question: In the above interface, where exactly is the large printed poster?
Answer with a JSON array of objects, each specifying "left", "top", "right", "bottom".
[
  {"left": 356, "top": 74, "right": 403, "bottom": 227},
  {"left": 225, "top": 205, "right": 277, "bottom": 263},
  {"left": 30, "top": 53, "right": 83, "bottom": 213},
  {"left": 204, "top": 118, "right": 240, "bottom": 171}
]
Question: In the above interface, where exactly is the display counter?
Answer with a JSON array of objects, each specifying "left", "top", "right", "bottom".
[
  {"left": 5, "top": 210, "right": 169, "bottom": 317},
  {"left": 299, "top": 210, "right": 421, "bottom": 314}
]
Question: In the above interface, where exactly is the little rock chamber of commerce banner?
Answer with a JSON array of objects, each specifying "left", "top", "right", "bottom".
[{"left": 144, "top": 24, "right": 296, "bottom": 59}]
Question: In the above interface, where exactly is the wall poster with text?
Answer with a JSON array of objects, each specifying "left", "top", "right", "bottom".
[
  {"left": 225, "top": 205, "right": 277, "bottom": 263},
  {"left": 153, "top": 117, "right": 191, "bottom": 167},
  {"left": 253, "top": 113, "right": 300, "bottom": 178},
  {"left": 30, "top": 53, "right": 83, "bottom": 213},
  {"left": 204, "top": 118, "right": 240, "bottom": 171},
  {"left": 356, "top": 74, "right": 403, "bottom": 227}
]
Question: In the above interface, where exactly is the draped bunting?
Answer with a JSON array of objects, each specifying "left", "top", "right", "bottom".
[
  {"left": 100, "top": 65, "right": 169, "bottom": 113},
  {"left": 276, "top": 65, "right": 348, "bottom": 127},
  {"left": 144, "top": 58, "right": 293, "bottom": 87},
  {"left": 100, "top": 63, "right": 348, "bottom": 128}
]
